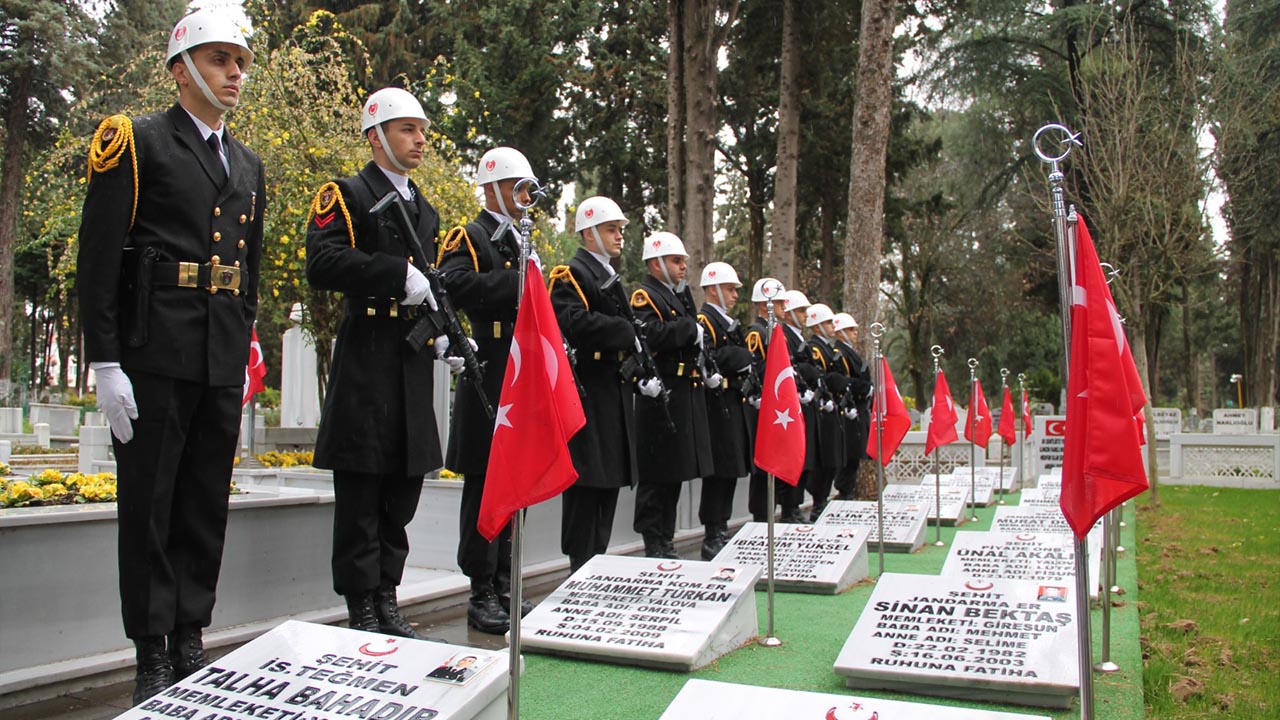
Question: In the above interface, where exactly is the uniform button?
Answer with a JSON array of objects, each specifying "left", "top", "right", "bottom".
[
  {"left": 211, "top": 255, "right": 221, "bottom": 265},
  {"left": 239, "top": 214, "right": 247, "bottom": 224},
  {"left": 237, "top": 239, "right": 245, "bottom": 248},
  {"left": 234, "top": 260, "right": 241, "bottom": 267},
  {"left": 214, "top": 207, "right": 221, "bottom": 217},
  {"left": 504, "top": 261, "right": 512, "bottom": 269},
  {"left": 409, "top": 256, "right": 414, "bottom": 264},
  {"left": 213, "top": 231, "right": 222, "bottom": 242}
]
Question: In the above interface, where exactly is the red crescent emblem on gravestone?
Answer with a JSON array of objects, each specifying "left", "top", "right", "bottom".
[
  {"left": 358, "top": 639, "right": 400, "bottom": 656},
  {"left": 1016, "top": 534, "right": 1037, "bottom": 541},
  {"left": 368, "top": 103, "right": 378, "bottom": 115},
  {"left": 174, "top": 25, "right": 187, "bottom": 41},
  {"left": 825, "top": 703, "right": 874, "bottom": 720},
  {"left": 656, "top": 561, "right": 683, "bottom": 572},
  {"left": 585, "top": 208, "right": 593, "bottom": 218},
  {"left": 1045, "top": 419, "right": 1067, "bottom": 435},
  {"left": 792, "top": 525, "right": 814, "bottom": 533},
  {"left": 965, "top": 580, "right": 995, "bottom": 592},
  {"left": 486, "top": 159, "right": 497, "bottom": 171}
]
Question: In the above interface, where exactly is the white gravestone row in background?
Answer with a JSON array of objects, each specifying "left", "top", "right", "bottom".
[
  {"left": 881, "top": 484, "right": 972, "bottom": 526},
  {"left": 280, "top": 303, "right": 322, "bottom": 428},
  {"left": 712, "top": 523, "right": 869, "bottom": 594},
  {"left": 519, "top": 555, "right": 762, "bottom": 671},
  {"left": 1032, "top": 416, "right": 1066, "bottom": 478},
  {"left": 941, "top": 530, "right": 1098, "bottom": 601},
  {"left": 112, "top": 620, "right": 510, "bottom": 720},
  {"left": 1151, "top": 407, "right": 1182, "bottom": 440},
  {"left": 1213, "top": 408, "right": 1257, "bottom": 434},
  {"left": 659, "top": 679, "right": 1053, "bottom": 720},
  {"left": 925, "top": 472, "right": 995, "bottom": 506},
  {"left": 955, "top": 465, "right": 1021, "bottom": 493},
  {"left": 990, "top": 507, "right": 1103, "bottom": 596},
  {"left": 834, "top": 573, "right": 1080, "bottom": 709},
  {"left": 814, "top": 500, "right": 929, "bottom": 553},
  {"left": 1015, "top": 488, "right": 1060, "bottom": 509}
]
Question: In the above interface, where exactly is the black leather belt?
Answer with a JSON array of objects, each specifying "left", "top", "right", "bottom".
[
  {"left": 153, "top": 261, "right": 241, "bottom": 293},
  {"left": 346, "top": 298, "right": 429, "bottom": 320}
]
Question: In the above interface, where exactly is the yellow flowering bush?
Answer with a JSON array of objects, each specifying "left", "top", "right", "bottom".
[
  {"left": 0, "top": 472, "right": 118, "bottom": 507},
  {"left": 1, "top": 481, "right": 44, "bottom": 507},
  {"left": 256, "top": 451, "right": 315, "bottom": 468},
  {"left": 29, "top": 469, "right": 66, "bottom": 486},
  {"left": 0, "top": 462, "right": 10, "bottom": 477},
  {"left": 439, "top": 469, "right": 462, "bottom": 480},
  {"left": 78, "top": 475, "right": 118, "bottom": 503}
]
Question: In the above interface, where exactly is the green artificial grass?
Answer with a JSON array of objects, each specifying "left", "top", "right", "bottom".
[
  {"left": 517, "top": 492, "right": 1145, "bottom": 719},
  {"left": 1136, "top": 486, "right": 1280, "bottom": 719}
]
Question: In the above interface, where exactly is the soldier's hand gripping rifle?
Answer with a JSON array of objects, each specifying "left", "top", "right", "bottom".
[
  {"left": 371, "top": 191, "right": 494, "bottom": 419},
  {"left": 601, "top": 274, "right": 676, "bottom": 433}
]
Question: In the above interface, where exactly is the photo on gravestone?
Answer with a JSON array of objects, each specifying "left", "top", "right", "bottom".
[
  {"left": 519, "top": 555, "right": 763, "bottom": 671},
  {"left": 109, "top": 620, "right": 510, "bottom": 720},
  {"left": 711, "top": 523, "right": 870, "bottom": 594},
  {"left": 834, "top": 573, "right": 1080, "bottom": 709},
  {"left": 814, "top": 500, "right": 928, "bottom": 553}
]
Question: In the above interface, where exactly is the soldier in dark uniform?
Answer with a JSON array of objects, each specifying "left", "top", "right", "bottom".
[
  {"left": 802, "top": 303, "right": 848, "bottom": 520},
  {"left": 306, "top": 87, "right": 459, "bottom": 640},
  {"left": 832, "top": 312, "right": 873, "bottom": 500},
  {"left": 437, "top": 146, "right": 540, "bottom": 634},
  {"left": 77, "top": 8, "right": 264, "bottom": 704},
  {"left": 696, "top": 262, "right": 755, "bottom": 559},
  {"left": 547, "top": 196, "right": 641, "bottom": 572},
  {"left": 630, "top": 232, "right": 713, "bottom": 557},
  {"left": 778, "top": 290, "right": 821, "bottom": 522},
  {"left": 745, "top": 278, "right": 804, "bottom": 523}
]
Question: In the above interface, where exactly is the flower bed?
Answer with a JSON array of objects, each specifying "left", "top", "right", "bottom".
[{"left": 0, "top": 470, "right": 118, "bottom": 507}]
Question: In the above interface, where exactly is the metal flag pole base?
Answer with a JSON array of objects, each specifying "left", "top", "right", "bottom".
[
  {"left": 758, "top": 472, "right": 783, "bottom": 647},
  {"left": 1093, "top": 660, "right": 1120, "bottom": 673},
  {"left": 933, "top": 449, "right": 945, "bottom": 547},
  {"left": 506, "top": 511, "right": 525, "bottom": 720}
]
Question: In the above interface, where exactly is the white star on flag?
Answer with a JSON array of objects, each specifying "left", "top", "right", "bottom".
[
  {"left": 495, "top": 403, "right": 513, "bottom": 430},
  {"left": 774, "top": 408, "right": 795, "bottom": 429}
]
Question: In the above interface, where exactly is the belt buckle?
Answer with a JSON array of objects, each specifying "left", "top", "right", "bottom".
[
  {"left": 177, "top": 262, "right": 200, "bottom": 288},
  {"left": 209, "top": 264, "right": 241, "bottom": 292}
]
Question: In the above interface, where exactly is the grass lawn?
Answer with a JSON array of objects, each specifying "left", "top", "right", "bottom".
[{"left": 1136, "top": 485, "right": 1279, "bottom": 718}]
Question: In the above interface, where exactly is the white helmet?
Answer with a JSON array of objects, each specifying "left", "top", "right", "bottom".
[
  {"left": 700, "top": 262, "right": 742, "bottom": 288},
  {"left": 166, "top": 8, "right": 254, "bottom": 69},
  {"left": 361, "top": 88, "right": 428, "bottom": 133},
  {"left": 477, "top": 147, "right": 535, "bottom": 186},
  {"left": 780, "top": 290, "right": 810, "bottom": 314},
  {"left": 805, "top": 303, "right": 835, "bottom": 327},
  {"left": 642, "top": 232, "right": 688, "bottom": 261},
  {"left": 832, "top": 312, "right": 859, "bottom": 332},
  {"left": 752, "top": 277, "right": 784, "bottom": 302},
  {"left": 575, "top": 196, "right": 628, "bottom": 232}
]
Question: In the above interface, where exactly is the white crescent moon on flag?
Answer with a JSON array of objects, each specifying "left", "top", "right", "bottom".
[
  {"left": 773, "top": 366, "right": 795, "bottom": 397},
  {"left": 509, "top": 338, "right": 522, "bottom": 385},
  {"left": 541, "top": 336, "right": 558, "bottom": 388}
]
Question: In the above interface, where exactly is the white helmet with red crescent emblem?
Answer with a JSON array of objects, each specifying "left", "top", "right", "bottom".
[
  {"left": 699, "top": 261, "right": 742, "bottom": 288},
  {"left": 641, "top": 232, "right": 688, "bottom": 260}
]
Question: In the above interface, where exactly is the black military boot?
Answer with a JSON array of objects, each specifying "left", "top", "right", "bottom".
[
  {"left": 660, "top": 537, "right": 680, "bottom": 559},
  {"left": 467, "top": 581, "right": 510, "bottom": 635},
  {"left": 167, "top": 625, "right": 208, "bottom": 681},
  {"left": 345, "top": 592, "right": 379, "bottom": 632},
  {"left": 701, "top": 523, "right": 728, "bottom": 560},
  {"left": 374, "top": 587, "right": 424, "bottom": 639},
  {"left": 780, "top": 507, "right": 807, "bottom": 524},
  {"left": 495, "top": 575, "right": 535, "bottom": 619},
  {"left": 643, "top": 535, "right": 666, "bottom": 558},
  {"left": 132, "top": 637, "right": 174, "bottom": 705},
  {"left": 809, "top": 500, "right": 828, "bottom": 523}
]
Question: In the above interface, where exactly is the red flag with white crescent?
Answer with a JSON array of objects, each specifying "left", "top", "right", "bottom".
[
  {"left": 866, "top": 357, "right": 911, "bottom": 466},
  {"left": 243, "top": 327, "right": 266, "bottom": 406},
  {"left": 964, "top": 378, "right": 993, "bottom": 449},
  {"left": 924, "top": 369, "right": 959, "bottom": 455},
  {"left": 997, "top": 385, "right": 1017, "bottom": 446},
  {"left": 753, "top": 327, "right": 806, "bottom": 485}
]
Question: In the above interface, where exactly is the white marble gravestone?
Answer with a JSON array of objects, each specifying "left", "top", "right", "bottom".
[
  {"left": 1032, "top": 416, "right": 1067, "bottom": 477},
  {"left": 1015, "top": 488, "right": 1061, "bottom": 508},
  {"left": 1213, "top": 408, "right": 1257, "bottom": 434},
  {"left": 882, "top": 484, "right": 971, "bottom": 525},
  {"left": 280, "top": 304, "right": 322, "bottom": 428},
  {"left": 990, "top": 507, "right": 1102, "bottom": 594},
  {"left": 1151, "top": 407, "right": 1182, "bottom": 440},
  {"left": 111, "top": 620, "right": 510, "bottom": 720},
  {"left": 660, "top": 679, "right": 1054, "bottom": 720},
  {"left": 955, "top": 465, "right": 1021, "bottom": 493},
  {"left": 712, "top": 522, "right": 869, "bottom": 594},
  {"left": 926, "top": 472, "right": 995, "bottom": 506},
  {"left": 519, "top": 555, "right": 761, "bottom": 671},
  {"left": 1035, "top": 476, "right": 1061, "bottom": 492},
  {"left": 814, "top": 500, "right": 928, "bottom": 553},
  {"left": 834, "top": 573, "right": 1080, "bottom": 709},
  {"left": 941, "top": 530, "right": 1097, "bottom": 600}
]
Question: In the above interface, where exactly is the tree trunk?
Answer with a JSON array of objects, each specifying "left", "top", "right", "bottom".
[
  {"left": 1127, "top": 289, "right": 1160, "bottom": 504},
  {"left": 767, "top": 0, "right": 800, "bottom": 289},
  {"left": 0, "top": 63, "right": 34, "bottom": 405},
  {"left": 842, "top": 0, "right": 896, "bottom": 331},
  {"left": 1181, "top": 292, "right": 1197, "bottom": 411},
  {"left": 820, "top": 202, "right": 836, "bottom": 299},
  {"left": 665, "top": 0, "right": 686, "bottom": 238}
]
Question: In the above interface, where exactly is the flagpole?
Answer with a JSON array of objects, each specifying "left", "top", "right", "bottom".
[
  {"left": 967, "top": 358, "right": 980, "bottom": 523},
  {"left": 1018, "top": 372, "right": 1028, "bottom": 491},
  {"left": 999, "top": 368, "right": 1010, "bottom": 504},
  {"left": 930, "top": 344, "right": 945, "bottom": 548},
  {"left": 759, "top": 283, "right": 783, "bottom": 648},
  {"left": 870, "top": 322, "right": 887, "bottom": 575},
  {"left": 1035, "top": 122, "right": 1095, "bottom": 720},
  {"left": 504, "top": 178, "right": 546, "bottom": 720}
]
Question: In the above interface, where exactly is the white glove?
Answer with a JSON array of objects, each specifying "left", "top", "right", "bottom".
[
  {"left": 639, "top": 377, "right": 664, "bottom": 399},
  {"left": 403, "top": 263, "right": 438, "bottom": 309},
  {"left": 434, "top": 335, "right": 472, "bottom": 375},
  {"left": 800, "top": 389, "right": 815, "bottom": 405},
  {"left": 749, "top": 396, "right": 761, "bottom": 409},
  {"left": 822, "top": 399, "right": 836, "bottom": 413},
  {"left": 706, "top": 372, "right": 723, "bottom": 390},
  {"left": 92, "top": 362, "right": 137, "bottom": 443},
  {"left": 695, "top": 324, "right": 705, "bottom": 348},
  {"left": 843, "top": 407, "right": 858, "bottom": 421}
]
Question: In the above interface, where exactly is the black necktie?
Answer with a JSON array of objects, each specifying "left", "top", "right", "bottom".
[{"left": 206, "top": 133, "right": 227, "bottom": 177}]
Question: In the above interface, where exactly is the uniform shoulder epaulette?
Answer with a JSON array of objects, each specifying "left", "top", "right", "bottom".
[
  {"left": 745, "top": 329, "right": 763, "bottom": 355},
  {"left": 308, "top": 181, "right": 355, "bottom": 247},
  {"left": 630, "top": 288, "right": 663, "bottom": 322},
  {"left": 548, "top": 265, "right": 588, "bottom": 309},
  {"left": 697, "top": 314, "right": 718, "bottom": 346},
  {"left": 87, "top": 114, "right": 140, "bottom": 229},
  {"left": 439, "top": 226, "right": 479, "bottom": 271}
]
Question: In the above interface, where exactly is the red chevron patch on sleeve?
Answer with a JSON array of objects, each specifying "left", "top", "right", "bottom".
[{"left": 313, "top": 212, "right": 336, "bottom": 228}]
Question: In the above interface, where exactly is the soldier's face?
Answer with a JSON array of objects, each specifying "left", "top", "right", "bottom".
[
  {"left": 587, "top": 221, "right": 625, "bottom": 258},
  {"left": 373, "top": 118, "right": 427, "bottom": 170},
  {"left": 712, "top": 283, "right": 739, "bottom": 309},
  {"left": 819, "top": 319, "right": 836, "bottom": 337},
  {"left": 175, "top": 42, "right": 248, "bottom": 110},
  {"left": 662, "top": 255, "right": 687, "bottom": 283},
  {"left": 492, "top": 178, "right": 532, "bottom": 213}
]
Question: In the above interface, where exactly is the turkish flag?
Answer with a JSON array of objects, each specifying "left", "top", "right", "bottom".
[
  {"left": 243, "top": 327, "right": 266, "bottom": 406},
  {"left": 964, "top": 379, "right": 993, "bottom": 449},
  {"left": 866, "top": 356, "right": 911, "bottom": 466},
  {"left": 997, "top": 386, "right": 1017, "bottom": 446},
  {"left": 924, "top": 369, "right": 959, "bottom": 455},
  {"left": 1060, "top": 217, "right": 1149, "bottom": 538},
  {"left": 477, "top": 261, "right": 586, "bottom": 541},
  {"left": 754, "top": 326, "right": 806, "bottom": 485},
  {"left": 1021, "top": 387, "right": 1033, "bottom": 436}
]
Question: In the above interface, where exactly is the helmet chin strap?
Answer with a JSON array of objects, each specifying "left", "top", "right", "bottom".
[
  {"left": 658, "top": 258, "right": 675, "bottom": 288},
  {"left": 181, "top": 50, "right": 235, "bottom": 114},
  {"left": 374, "top": 123, "right": 411, "bottom": 174},
  {"left": 491, "top": 182, "right": 514, "bottom": 219},
  {"left": 589, "top": 227, "right": 605, "bottom": 254}
]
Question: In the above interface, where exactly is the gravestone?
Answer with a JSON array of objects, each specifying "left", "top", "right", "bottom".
[
  {"left": 660, "top": 679, "right": 1053, "bottom": 720},
  {"left": 111, "top": 620, "right": 510, "bottom": 720},
  {"left": 925, "top": 472, "right": 995, "bottom": 506},
  {"left": 1261, "top": 406, "right": 1276, "bottom": 433},
  {"left": 882, "top": 484, "right": 971, "bottom": 526},
  {"left": 955, "top": 465, "right": 1021, "bottom": 492},
  {"left": 814, "top": 500, "right": 928, "bottom": 553},
  {"left": 280, "top": 303, "right": 322, "bottom": 428},
  {"left": 941, "top": 530, "right": 1097, "bottom": 600},
  {"left": 712, "top": 522, "right": 869, "bottom": 594},
  {"left": 28, "top": 403, "right": 79, "bottom": 436},
  {"left": 1015, "top": 488, "right": 1060, "bottom": 509},
  {"left": 834, "top": 573, "right": 1080, "bottom": 709},
  {"left": 1032, "top": 416, "right": 1066, "bottom": 477},
  {"left": 519, "top": 555, "right": 761, "bottom": 671},
  {"left": 0, "top": 407, "right": 21, "bottom": 434},
  {"left": 1213, "top": 408, "right": 1257, "bottom": 434},
  {"left": 1151, "top": 408, "right": 1182, "bottom": 440},
  {"left": 990, "top": 507, "right": 1102, "bottom": 593},
  {"left": 1035, "top": 476, "right": 1061, "bottom": 492}
]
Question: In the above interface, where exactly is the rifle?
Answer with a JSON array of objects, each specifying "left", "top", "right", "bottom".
[
  {"left": 601, "top": 274, "right": 676, "bottom": 433},
  {"left": 696, "top": 316, "right": 729, "bottom": 417},
  {"left": 371, "top": 191, "right": 495, "bottom": 420}
]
